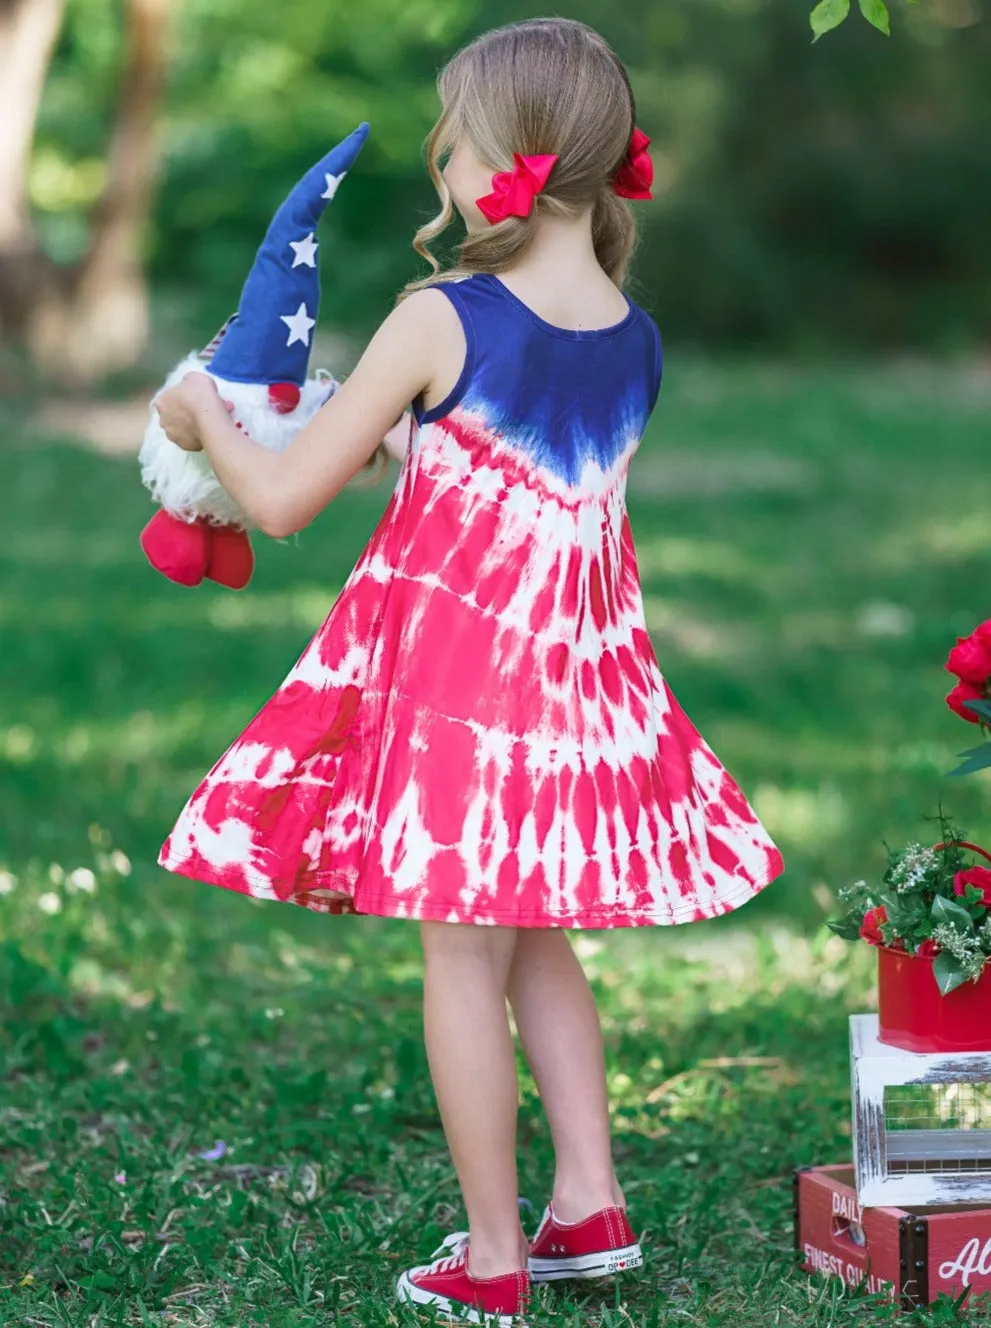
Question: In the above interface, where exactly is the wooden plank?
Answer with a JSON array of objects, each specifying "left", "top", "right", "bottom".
[
  {"left": 860, "top": 1170, "right": 991, "bottom": 1207},
  {"left": 850, "top": 1013, "right": 878, "bottom": 1059},
  {"left": 896, "top": 1060, "right": 991, "bottom": 1087},
  {"left": 853, "top": 1041, "right": 889, "bottom": 1203},
  {"left": 852, "top": 1016, "right": 991, "bottom": 1074},
  {"left": 886, "top": 1130, "right": 991, "bottom": 1163}
]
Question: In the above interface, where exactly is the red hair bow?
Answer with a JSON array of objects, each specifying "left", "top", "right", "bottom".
[
  {"left": 612, "top": 128, "right": 653, "bottom": 201},
  {"left": 477, "top": 154, "right": 558, "bottom": 225}
]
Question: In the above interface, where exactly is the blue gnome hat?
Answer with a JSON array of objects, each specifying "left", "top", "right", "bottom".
[{"left": 208, "top": 122, "right": 370, "bottom": 387}]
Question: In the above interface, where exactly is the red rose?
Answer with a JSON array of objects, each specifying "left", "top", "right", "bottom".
[
  {"left": 953, "top": 867, "right": 991, "bottom": 908},
  {"left": 946, "top": 622, "right": 991, "bottom": 685},
  {"left": 859, "top": 905, "right": 887, "bottom": 946},
  {"left": 916, "top": 938, "right": 941, "bottom": 959},
  {"left": 947, "top": 680, "right": 985, "bottom": 724}
]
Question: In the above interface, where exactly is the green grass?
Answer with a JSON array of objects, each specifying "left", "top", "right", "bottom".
[{"left": 2, "top": 357, "right": 991, "bottom": 1325}]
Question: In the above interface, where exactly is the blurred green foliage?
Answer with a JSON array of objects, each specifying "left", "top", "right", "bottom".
[{"left": 31, "top": 0, "right": 991, "bottom": 349}]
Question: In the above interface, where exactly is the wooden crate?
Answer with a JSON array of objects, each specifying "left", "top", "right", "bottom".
[
  {"left": 851, "top": 1013, "right": 991, "bottom": 1206},
  {"left": 795, "top": 1164, "right": 991, "bottom": 1307}
]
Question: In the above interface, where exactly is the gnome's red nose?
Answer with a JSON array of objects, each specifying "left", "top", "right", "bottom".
[{"left": 268, "top": 381, "right": 301, "bottom": 415}]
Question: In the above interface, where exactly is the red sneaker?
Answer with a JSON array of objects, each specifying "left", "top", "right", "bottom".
[
  {"left": 397, "top": 1232, "right": 530, "bottom": 1326},
  {"left": 528, "top": 1205, "right": 643, "bottom": 1282}
]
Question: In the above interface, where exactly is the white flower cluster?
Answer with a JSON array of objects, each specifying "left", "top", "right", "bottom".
[
  {"left": 980, "top": 916, "right": 991, "bottom": 955},
  {"left": 838, "top": 879, "right": 870, "bottom": 902},
  {"left": 889, "top": 844, "right": 939, "bottom": 894},
  {"left": 932, "top": 924, "right": 987, "bottom": 981}
]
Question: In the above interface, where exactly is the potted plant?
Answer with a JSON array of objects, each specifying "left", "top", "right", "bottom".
[
  {"left": 827, "top": 620, "right": 991, "bottom": 1053},
  {"left": 829, "top": 834, "right": 991, "bottom": 1052}
]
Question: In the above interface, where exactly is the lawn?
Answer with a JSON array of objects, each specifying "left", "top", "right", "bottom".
[{"left": 2, "top": 356, "right": 991, "bottom": 1326}]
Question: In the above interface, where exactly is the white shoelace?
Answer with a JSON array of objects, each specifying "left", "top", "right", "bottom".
[{"left": 428, "top": 1232, "right": 470, "bottom": 1273}]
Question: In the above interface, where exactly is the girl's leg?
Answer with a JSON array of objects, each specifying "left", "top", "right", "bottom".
[
  {"left": 508, "top": 929, "right": 623, "bottom": 1222},
  {"left": 420, "top": 921, "right": 529, "bottom": 1277}
]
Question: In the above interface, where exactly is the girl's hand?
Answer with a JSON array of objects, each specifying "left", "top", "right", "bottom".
[{"left": 156, "top": 373, "right": 229, "bottom": 452}]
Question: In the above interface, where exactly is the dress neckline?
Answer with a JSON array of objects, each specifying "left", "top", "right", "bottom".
[{"left": 478, "top": 273, "right": 637, "bottom": 342}]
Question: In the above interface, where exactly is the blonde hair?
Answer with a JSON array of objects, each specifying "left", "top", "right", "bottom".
[
  {"left": 358, "top": 20, "right": 639, "bottom": 478},
  {"left": 405, "top": 18, "right": 640, "bottom": 295}
]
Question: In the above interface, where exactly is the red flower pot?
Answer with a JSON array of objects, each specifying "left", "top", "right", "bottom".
[{"left": 877, "top": 944, "right": 991, "bottom": 1053}]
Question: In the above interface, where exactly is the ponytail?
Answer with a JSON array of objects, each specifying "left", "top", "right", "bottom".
[{"left": 591, "top": 188, "right": 637, "bottom": 287}]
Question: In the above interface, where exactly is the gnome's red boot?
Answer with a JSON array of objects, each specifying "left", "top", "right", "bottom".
[
  {"left": 205, "top": 523, "right": 255, "bottom": 589},
  {"left": 141, "top": 510, "right": 211, "bottom": 587},
  {"left": 140, "top": 510, "right": 254, "bottom": 590}
]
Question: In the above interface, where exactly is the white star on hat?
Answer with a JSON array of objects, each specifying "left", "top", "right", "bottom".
[
  {"left": 280, "top": 301, "right": 316, "bottom": 348},
  {"left": 289, "top": 232, "right": 318, "bottom": 269},
  {"left": 321, "top": 171, "right": 347, "bottom": 201}
]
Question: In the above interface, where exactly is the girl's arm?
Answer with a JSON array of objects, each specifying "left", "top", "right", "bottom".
[
  {"left": 382, "top": 414, "right": 413, "bottom": 464},
  {"left": 156, "top": 289, "right": 461, "bottom": 539}
]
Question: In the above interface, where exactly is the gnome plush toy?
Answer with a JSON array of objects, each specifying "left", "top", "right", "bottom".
[{"left": 139, "top": 123, "right": 370, "bottom": 590}]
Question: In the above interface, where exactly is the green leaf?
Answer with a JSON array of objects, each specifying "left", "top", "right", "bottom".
[
  {"left": 877, "top": 892, "right": 910, "bottom": 926},
  {"left": 828, "top": 913, "right": 864, "bottom": 941},
  {"left": 858, "top": 0, "right": 891, "bottom": 33},
  {"left": 963, "top": 699, "right": 991, "bottom": 722},
  {"left": 933, "top": 950, "right": 969, "bottom": 996},
  {"left": 811, "top": 0, "right": 851, "bottom": 41},
  {"left": 960, "top": 885, "right": 990, "bottom": 914},
  {"left": 948, "top": 746, "right": 991, "bottom": 778},
  {"left": 897, "top": 905, "right": 933, "bottom": 933},
  {"left": 931, "top": 895, "right": 975, "bottom": 931},
  {"left": 953, "top": 742, "right": 991, "bottom": 761}
]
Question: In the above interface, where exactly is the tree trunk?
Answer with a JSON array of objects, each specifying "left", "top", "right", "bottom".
[
  {"left": 0, "top": 0, "right": 66, "bottom": 336},
  {"left": 28, "top": 0, "right": 170, "bottom": 382}
]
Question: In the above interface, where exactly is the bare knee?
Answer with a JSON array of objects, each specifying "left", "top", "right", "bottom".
[
  {"left": 421, "top": 921, "right": 519, "bottom": 975},
  {"left": 510, "top": 927, "right": 573, "bottom": 973},
  {"left": 513, "top": 929, "right": 571, "bottom": 959}
]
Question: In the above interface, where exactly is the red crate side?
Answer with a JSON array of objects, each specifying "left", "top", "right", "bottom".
[
  {"left": 797, "top": 1167, "right": 901, "bottom": 1301},
  {"left": 926, "top": 1209, "right": 991, "bottom": 1301}
]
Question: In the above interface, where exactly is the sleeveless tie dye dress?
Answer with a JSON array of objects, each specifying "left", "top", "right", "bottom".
[{"left": 160, "top": 274, "right": 784, "bottom": 926}]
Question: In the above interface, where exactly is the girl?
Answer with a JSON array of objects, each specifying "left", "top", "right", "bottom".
[{"left": 156, "top": 18, "right": 784, "bottom": 1326}]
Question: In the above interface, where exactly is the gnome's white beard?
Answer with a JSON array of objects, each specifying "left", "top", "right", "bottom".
[{"left": 138, "top": 352, "right": 336, "bottom": 528}]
